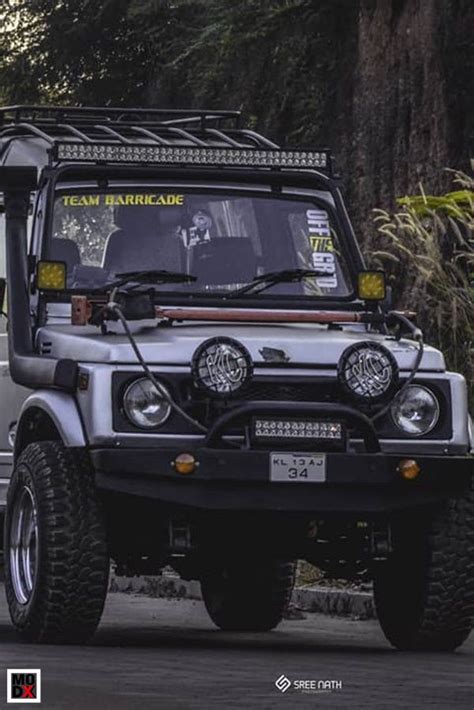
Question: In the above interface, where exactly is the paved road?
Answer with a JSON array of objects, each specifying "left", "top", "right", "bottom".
[{"left": 0, "top": 587, "right": 472, "bottom": 710}]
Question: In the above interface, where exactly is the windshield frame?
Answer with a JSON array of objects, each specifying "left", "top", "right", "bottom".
[{"left": 39, "top": 166, "right": 364, "bottom": 311}]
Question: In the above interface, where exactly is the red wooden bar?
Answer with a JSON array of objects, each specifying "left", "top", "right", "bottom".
[{"left": 154, "top": 306, "right": 365, "bottom": 324}]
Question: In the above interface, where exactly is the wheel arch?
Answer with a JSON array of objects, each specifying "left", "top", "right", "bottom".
[{"left": 14, "top": 391, "right": 87, "bottom": 459}]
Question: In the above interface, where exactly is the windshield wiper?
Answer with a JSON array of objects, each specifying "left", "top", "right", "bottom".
[
  {"left": 227, "top": 268, "right": 327, "bottom": 298},
  {"left": 108, "top": 269, "right": 197, "bottom": 290}
]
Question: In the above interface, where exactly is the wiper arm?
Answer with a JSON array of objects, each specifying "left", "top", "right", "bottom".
[
  {"left": 108, "top": 269, "right": 197, "bottom": 290},
  {"left": 227, "top": 268, "right": 327, "bottom": 298}
]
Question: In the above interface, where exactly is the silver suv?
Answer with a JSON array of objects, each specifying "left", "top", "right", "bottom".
[{"left": 0, "top": 105, "right": 472, "bottom": 649}]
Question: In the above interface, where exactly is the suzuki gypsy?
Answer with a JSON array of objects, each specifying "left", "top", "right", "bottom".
[{"left": 0, "top": 105, "right": 472, "bottom": 649}]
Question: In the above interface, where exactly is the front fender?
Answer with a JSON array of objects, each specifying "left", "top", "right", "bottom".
[{"left": 15, "top": 390, "right": 87, "bottom": 458}]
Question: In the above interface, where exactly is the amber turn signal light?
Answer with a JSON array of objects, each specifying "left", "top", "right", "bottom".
[
  {"left": 398, "top": 459, "right": 420, "bottom": 480},
  {"left": 173, "top": 453, "right": 196, "bottom": 475}
]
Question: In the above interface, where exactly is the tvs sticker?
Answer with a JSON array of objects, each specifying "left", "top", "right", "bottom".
[{"left": 7, "top": 669, "right": 41, "bottom": 703}]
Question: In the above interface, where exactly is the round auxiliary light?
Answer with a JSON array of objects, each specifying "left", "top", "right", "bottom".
[
  {"left": 192, "top": 337, "right": 253, "bottom": 398},
  {"left": 338, "top": 342, "right": 398, "bottom": 403},
  {"left": 123, "top": 377, "right": 171, "bottom": 429},
  {"left": 391, "top": 385, "right": 440, "bottom": 436}
]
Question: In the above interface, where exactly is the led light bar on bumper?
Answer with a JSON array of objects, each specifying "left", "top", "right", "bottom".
[
  {"left": 52, "top": 142, "right": 330, "bottom": 169},
  {"left": 252, "top": 418, "right": 345, "bottom": 449}
]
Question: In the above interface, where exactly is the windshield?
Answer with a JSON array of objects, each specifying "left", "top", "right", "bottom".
[{"left": 50, "top": 188, "right": 354, "bottom": 299}]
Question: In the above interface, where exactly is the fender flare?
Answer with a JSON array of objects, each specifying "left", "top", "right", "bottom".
[{"left": 14, "top": 390, "right": 87, "bottom": 459}]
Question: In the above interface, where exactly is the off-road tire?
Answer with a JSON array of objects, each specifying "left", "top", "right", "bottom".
[
  {"left": 374, "top": 477, "right": 474, "bottom": 651},
  {"left": 4, "top": 441, "right": 109, "bottom": 644},
  {"left": 201, "top": 559, "right": 296, "bottom": 631}
]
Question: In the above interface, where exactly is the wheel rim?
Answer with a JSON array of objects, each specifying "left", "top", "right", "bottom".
[{"left": 9, "top": 485, "right": 39, "bottom": 605}]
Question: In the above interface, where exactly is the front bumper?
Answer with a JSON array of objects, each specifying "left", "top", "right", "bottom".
[{"left": 91, "top": 446, "right": 473, "bottom": 514}]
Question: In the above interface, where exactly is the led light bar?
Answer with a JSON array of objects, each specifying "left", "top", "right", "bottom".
[
  {"left": 53, "top": 142, "right": 330, "bottom": 170},
  {"left": 253, "top": 418, "right": 343, "bottom": 440}
]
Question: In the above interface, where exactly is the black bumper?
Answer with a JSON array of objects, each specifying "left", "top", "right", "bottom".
[{"left": 91, "top": 446, "right": 473, "bottom": 514}]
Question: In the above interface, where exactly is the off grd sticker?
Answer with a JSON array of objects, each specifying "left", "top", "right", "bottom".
[
  {"left": 62, "top": 194, "right": 184, "bottom": 207},
  {"left": 306, "top": 209, "right": 337, "bottom": 289}
]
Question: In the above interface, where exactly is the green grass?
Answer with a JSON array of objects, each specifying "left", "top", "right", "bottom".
[{"left": 370, "top": 170, "right": 474, "bottom": 407}]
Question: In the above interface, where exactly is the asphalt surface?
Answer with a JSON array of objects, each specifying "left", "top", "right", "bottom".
[{"left": 0, "top": 586, "right": 472, "bottom": 710}]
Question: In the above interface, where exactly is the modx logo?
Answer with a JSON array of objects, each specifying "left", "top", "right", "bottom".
[{"left": 7, "top": 669, "right": 41, "bottom": 704}]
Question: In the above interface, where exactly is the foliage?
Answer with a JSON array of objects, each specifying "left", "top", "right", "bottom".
[
  {"left": 0, "top": 0, "right": 152, "bottom": 104},
  {"left": 0, "top": 0, "right": 356, "bottom": 145},
  {"left": 1, "top": 1, "right": 472, "bottom": 398},
  {"left": 371, "top": 171, "right": 474, "bottom": 402}
]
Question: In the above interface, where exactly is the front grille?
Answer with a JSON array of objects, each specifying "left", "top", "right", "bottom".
[
  {"left": 179, "top": 377, "right": 341, "bottom": 433},
  {"left": 238, "top": 380, "right": 339, "bottom": 403},
  {"left": 181, "top": 377, "right": 340, "bottom": 408}
]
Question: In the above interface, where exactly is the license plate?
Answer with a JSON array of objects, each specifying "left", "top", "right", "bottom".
[{"left": 270, "top": 452, "right": 326, "bottom": 482}]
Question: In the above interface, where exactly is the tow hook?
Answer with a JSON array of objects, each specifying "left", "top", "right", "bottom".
[{"left": 370, "top": 523, "right": 392, "bottom": 560}]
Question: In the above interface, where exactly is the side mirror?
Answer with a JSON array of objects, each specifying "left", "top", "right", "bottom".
[{"left": 0, "top": 277, "right": 6, "bottom": 315}]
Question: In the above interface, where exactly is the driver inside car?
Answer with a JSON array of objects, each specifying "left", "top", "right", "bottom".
[{"left": 180, "top": 208, "right": 214, "bottom": 248}]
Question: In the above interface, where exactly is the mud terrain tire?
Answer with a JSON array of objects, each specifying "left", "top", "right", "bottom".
[
  {"left": 201, "top": 559, "right": 296, "bottom": 631},
  {"left": 374, "top": 477, "right": 474, "bottom": 650},
  {"left": 4, "top": 441, "right": 109, "bottom": 643}
]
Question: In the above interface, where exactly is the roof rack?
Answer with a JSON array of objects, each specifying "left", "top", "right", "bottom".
[
  {"left": 0, "top": 104, "right": 281, "bottom": 153},
  {"left": 0, "top": 105, "right": 243, "bottom": 130},
  {"left": 0, "top": 105, "right": 332, "bottom": 174}
]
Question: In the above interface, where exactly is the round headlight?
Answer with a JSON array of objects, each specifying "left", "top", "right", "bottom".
[
  {"left": 391, "top": 385, "right": 440, "bottom": 436},
  {"left": 123, "top": 378, "right": 171, "bottom": 429},
  {"left": 338, "top": 342, "right": 398, "bottom": 403}
]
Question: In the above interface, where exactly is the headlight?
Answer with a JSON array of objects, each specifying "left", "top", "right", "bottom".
[
  {"left": 391, "top": 385, "right": 440, "bottom": 436},
  {"left": 123, "top": 378, "right": 171, "bottom": 429},
  {"left": 338, "top": 342, "right": 398, "bottom": 403}
]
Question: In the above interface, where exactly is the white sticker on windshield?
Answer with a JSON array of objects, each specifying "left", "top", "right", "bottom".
[{"left": 306, "top": 209, "right": 337, "bottom": 289}]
